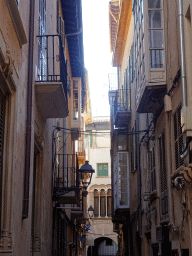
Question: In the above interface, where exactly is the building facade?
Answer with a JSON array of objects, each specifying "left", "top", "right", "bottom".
[
  {"left": 85, "top": 117, "right": 118, "bottom": 256},
  {"left": 0, "top": 0, "right": 88, "bottom": 255},
  {"left": 109, "top": 0, "right": 192, "bottom": 255}
]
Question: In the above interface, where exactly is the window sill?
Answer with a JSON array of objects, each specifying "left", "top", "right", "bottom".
[
  {"left": 96, "top": 176, "right": 109, "bottom": 178},
  {"left": 6, "top": 0, "right": 27, "bottom": 46}
]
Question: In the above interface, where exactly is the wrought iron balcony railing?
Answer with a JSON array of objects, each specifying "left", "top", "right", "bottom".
[
  {"left": 114, "top": 89, "right": 131, "bottom": 128},
  {"left": 53, "top": 153, "right": 79, "bottom": 190},
  {"left": 36, "top": 34, "right": 68, "bottom": 101}
]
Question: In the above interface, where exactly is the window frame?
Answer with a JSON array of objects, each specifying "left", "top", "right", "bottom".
[
  {"left": 97, "top": 163, "right": 109, "bottom": 177},
  {"left": 148, "top": 0, "right": 164, "bottom": 69}
]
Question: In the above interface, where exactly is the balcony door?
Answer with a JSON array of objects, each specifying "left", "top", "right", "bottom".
[{"left": 38, "top": 0, "right": 47, "bottom": 81}]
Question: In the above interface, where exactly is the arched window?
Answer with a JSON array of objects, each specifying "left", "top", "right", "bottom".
[
  {"left": 100, "top": 189, "right": 106, "bottom": 217},
  {"left": 107, "top": 189, "right": 112, "bottom": 217},
  {"left": 94, "top": 189, "right": 99, "bottom": 217}
]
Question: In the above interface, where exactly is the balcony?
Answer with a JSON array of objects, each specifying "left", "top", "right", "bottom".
[
  {"left": 114, "top": 89, "right": 131, "bottom": 128},
  {"left": 136, "top": 50, "right": 166, "bottom": 114},
  {"left": 52, "top": 153, "right": 80, "bottom": 204},
  {"left": 35, "top": 35, "right": 68, "bottom": 119}
]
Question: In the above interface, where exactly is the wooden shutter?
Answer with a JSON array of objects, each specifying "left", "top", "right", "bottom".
[
  {"left": 97, "top": 163, "right": 108, "bottom": 177},
  {"left": 174, "top": 105, "right": 184, "bottom": 169}
]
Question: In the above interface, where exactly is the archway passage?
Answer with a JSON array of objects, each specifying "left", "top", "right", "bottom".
[{"left": 88, "top": 237, "right": 118, "bottom": 256}]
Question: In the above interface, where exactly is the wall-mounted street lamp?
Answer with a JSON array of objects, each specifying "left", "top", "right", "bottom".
[
  {"left": 88, "top": 205, "right": 94, "bottom": 219},
  {"left": 78, "top": 161, "right": 95, "bottom": 189}
]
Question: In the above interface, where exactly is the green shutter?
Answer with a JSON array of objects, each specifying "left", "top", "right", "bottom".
[{"left": 97, "top": 163, "right": 108, "bottom": 177}]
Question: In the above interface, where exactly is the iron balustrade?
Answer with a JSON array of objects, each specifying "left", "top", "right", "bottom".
[
  {"left": 36, "top": 34, "right": 68, "bottom": 102},
  {"left": 53, "top": 153, "right": 80, "bottom": 189},
  {"left": 114, "top": 89, "right": 131, "bottom": 115}
]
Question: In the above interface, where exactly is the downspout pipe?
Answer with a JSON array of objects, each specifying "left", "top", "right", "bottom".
[
  {"left": 22, "top": 0, "right": 35, "bottom": 219},
  {"left": 178, "top": 0, "right": 187, "bottom": 107}
]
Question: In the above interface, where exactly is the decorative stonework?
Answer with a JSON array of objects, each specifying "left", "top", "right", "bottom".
[
  {"left": 0, "top": 230, "right": 12, "bottom": 253},
  {"left": 2, "top": 49, "right": 14, "bottom": 78},
  {"left": 89, "top": 184, "right": 111, "bottom": 193}
]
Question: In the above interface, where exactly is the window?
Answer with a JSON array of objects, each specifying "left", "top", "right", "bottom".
[
  {"left": 57, "top": 1, "right": 65, "bottom": 49},
  {"left": 38, "top": 0, "right": 47, "bottom": 81},
  {"left": 114, "top": 152, "right": 129, "bottom": 210},
  {"left": 93, "top": 189, "right": 111, "bottom": 218},
  {"left": 174, "top": 106, "right": 184, "bottom": 169},
  {"left": 149, "top": 147, "right": 156, "bottom": 192},
  {"left": 73, "top": 80, "right": 78, "bottom": 120},
  {"left": 94, "top": 190, "right": 99, "bottom": 217},
  {"left": 97, "top": 163, "right": 108, "bottom": 177},
  {"left": 148, "top": 0, "right": 164, "bottom": 68},
  {"left": 107, "top": 189, "right": 112, "bottom": 217},
  {"left": 31, "top": 146, "right": 42, "bottom": 253},
  {"left": 131, "top": 125, "right": 137, "bottom": 172},
  {"left": 100, "top": 189, "right": 106, "bottom": 217},
  {"left": 118, "top": 134, "right": 127, "bottom": 151},
  {"left": 159, "top": 132, "right": 168, "bottom": 219},
  {"left": 119, "top": 152, "right": 129, "bottom": 206}
]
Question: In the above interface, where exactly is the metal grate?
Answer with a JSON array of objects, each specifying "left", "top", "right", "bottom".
[{"left": 174, "top": 105, "right": 184, "bottom": 169}]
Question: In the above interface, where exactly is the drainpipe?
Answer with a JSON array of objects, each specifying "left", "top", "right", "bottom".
[
  {"left": 22, "top": 0, "right": 35, "bottom": 219},
  {"left": 177, "top": 0, "right": 187, "bottom": 107},
  {"left": 136, "top": 113, "right": 142, "bottom": 238}
]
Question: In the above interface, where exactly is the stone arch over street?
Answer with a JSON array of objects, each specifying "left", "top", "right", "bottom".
[{"left": 87, "top": 237, "right": 118, "bottom": 256}]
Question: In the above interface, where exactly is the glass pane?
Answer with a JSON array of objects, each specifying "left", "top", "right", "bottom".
[
  {"left": 148, "top": 10, "right": 162, "bottom": 28},
  {"left": 100, "top": 196, "right": 106, "bottom": 217},
  {"left": 150, "top": 30, "right": 163, "bottom": 48},
  {"left": 148, "top": 0, "right": 161, "bottom": 8},
  {"left": 118, "top": 135, "right": 127, "bottom": 151},
  {"left": 107, "top": 196, "right": 112, "bottom": 216},
  {"left": 94, "top": 196, "right": 99, "bottom": 217},
  {"left": 150, "top": 49, "right": 164, "bottom": 68},
  {"left": 119, "top": 166, "right": 127, "bottom": 178},
  {"left": 119, "top": 193, "right": 128, "bottom": 205}
]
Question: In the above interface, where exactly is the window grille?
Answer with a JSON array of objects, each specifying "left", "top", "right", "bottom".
[
  {"left": 159, "top": 132, "right": 168, "bottom": 218},
  {"left": 174, "top": 105, "right": 184, "bottom": 169}
]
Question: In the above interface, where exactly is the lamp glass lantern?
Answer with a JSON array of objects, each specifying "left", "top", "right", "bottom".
[
  {"left": 78, "top": 160, "right": 95, "bottom": 189},
  {"left": 88, "top": 205, "right": 94, "bottom": 219}
]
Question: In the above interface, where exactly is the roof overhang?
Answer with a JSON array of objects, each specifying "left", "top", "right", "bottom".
[
  {"left": 110, "top": 0, "right": 133, "bottom": 66},
  {"left": 61, "top": 0, "right": 86, "bottom": 106}
]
